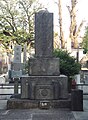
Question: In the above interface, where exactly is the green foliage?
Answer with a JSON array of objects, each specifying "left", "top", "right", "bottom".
[
  {"left": 0, "top": 32, "right": 12, "bottom": 49},
  {"left": 53, "top": 49, "right": 81, "bottom": 77},
  {"left": 0, "top": 0, "right": 43, "bottom": 50},
  {"left": 83, "top": 48, "right": 88, "bottom": 54}
]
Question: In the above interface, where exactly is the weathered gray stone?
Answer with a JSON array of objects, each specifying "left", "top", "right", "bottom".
[
  {"left": 8, "top": 11, "right": 69, "bottom": 109},
  {"left": 7, "top": 99, "right": 39, "bottom": 109},
  {"left": 35, "top": 85, "right": 54, "bottom": 100},
  {"left": 7, "top": 99, "right": 71, "bottom": 109},
  {"left": 11, "top": 63, "right": 23, "bottom": 71},
  {"left": 14, "top": 45, "right": 22, "bottom": 63},
  {"left": 21, "top": 78, "right": 29, "bottom": 99},
  {"left": 71, "top": 89, "right": 83, "bottom": 111},
  {"left": 21, "top": 75, "right": 68, "bottom": 100},
  {"left": 29, "top": 58, "right": 60, "bottom": 76},
  {"left": 14, "top": 78, "right": 19, "bottom": 94},
  {"left": 35, "top": 11, "right": 53, "bottom": 57}
]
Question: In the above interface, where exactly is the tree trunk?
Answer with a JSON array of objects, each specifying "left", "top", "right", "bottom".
[
  {"left": 68, "top": 0, "right": 84, "bottom": 49},
  {"left": 70, "top": 0, "right": 77, "bottom": 48},
  {"left": 58, "top": 0, "right": 65, "bottom": 48}
]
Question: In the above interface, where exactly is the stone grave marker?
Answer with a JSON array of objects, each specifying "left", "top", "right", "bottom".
[
  {"left": 7, "top": 11, "right": 70, "bottom": 109},
  {"left": 21, "top": 11, "right": 68, "bottom": 100},
  {"left": 12, "top": 45, "right": 22, "bottom": 94}
]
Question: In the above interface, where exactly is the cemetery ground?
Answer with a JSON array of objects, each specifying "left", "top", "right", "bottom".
[
  {"left": 0, "top": 99, "right": 88, "bottom": 120},
  {"left": 0, "top": 92, "right": 88, "bottom": 120},
  {"left": 0, "top": 77, "right": 88, "bottom": 119}
]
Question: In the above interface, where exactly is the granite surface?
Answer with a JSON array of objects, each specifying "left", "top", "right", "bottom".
[
  {"left": 35, "top": 12, "right": 53, "bottom": 57},
  {"left": 29, "top": 57, "right": 60, "bottom": 76}
]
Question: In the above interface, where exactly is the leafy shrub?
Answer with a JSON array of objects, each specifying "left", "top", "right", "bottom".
[{"left": 53, "top": 49, "right": 81, "bottom": 77}]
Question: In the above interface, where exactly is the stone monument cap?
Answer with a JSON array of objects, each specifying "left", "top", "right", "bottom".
[{"left": 38, "top": 10, "right": 49, "bottom": 13}]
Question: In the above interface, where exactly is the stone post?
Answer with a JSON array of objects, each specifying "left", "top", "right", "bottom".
[
  {"left": 13, "top": 45, "right": 22, "bottom": 94},
  {"left": 14, "top": 78, "right": 19, "bottom": 94},
  {"left": 35, "top": 11, "right": 53, "bottom": 57}
]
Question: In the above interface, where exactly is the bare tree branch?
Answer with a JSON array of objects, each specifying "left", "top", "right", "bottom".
[{"left": 75, "top": 20, "right": 84, "bottom": 38}]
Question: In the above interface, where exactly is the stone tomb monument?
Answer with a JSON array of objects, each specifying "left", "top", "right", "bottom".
[{"left": 7, "top": 11, "right": 70, "bottom": 109}]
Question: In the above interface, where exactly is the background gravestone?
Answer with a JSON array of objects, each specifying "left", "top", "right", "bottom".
[
  {"left": 14, "top": 45, "right": 21, "bottom": 63},
  {"left": 12, "top": 45, "right": 22, "bottom": 94}
]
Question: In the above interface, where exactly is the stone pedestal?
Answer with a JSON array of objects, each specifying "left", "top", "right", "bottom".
[
  {"left": 71, "top": 89, "right": 83, "bottom": 111},
  {"left": 7, "top": 99, "right": 71, "bottom": 109},
  {"left": 21, "top": 75, "right": 68, "bottom": 100},
  {"left": 29, "top": 58, "right": 60, "bottom": 76}
]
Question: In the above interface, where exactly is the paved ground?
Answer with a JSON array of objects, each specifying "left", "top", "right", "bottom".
[
  {"left": 72, "top": 99, "right": 88, "bottom": 120},
  {"left": 0, "top": 97, "right": 88, "bottom": 119},
  {"left": 0, "top": 108, "right": 75, "bottom": 120},
  {"left": 0, "top": 99, "right": 88, "bottom": 120},
  {"left": 0, "top": 86, "right": 88, "bottom": 119}
]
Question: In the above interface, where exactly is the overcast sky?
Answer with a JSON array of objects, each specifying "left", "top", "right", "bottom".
[{"left": 39, "top": 0, "right": 88, "bottom": 38}]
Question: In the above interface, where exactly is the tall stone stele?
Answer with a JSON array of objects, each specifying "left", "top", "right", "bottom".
[{"left": 21, "top": 10, "right": 68, "bottom": 100}]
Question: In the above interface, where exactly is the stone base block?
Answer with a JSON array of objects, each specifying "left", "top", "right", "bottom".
[
  {"left": 29, "top": 57, "right": 60, "bottom": 76},
  {"left": 71, "top": 89, "right": 83, "bottom": 111},
  {"left": 7, "top": 98, "right": 71, "bottom": 109},
  {"left": 21, "top": 75, "right": 68, "bottom": 100},
  {"left": 7, "top": 99, "right": 38, "bottom": 109},
  {"left": 51, "top": 99, "right": 71, "bottom": 109}
]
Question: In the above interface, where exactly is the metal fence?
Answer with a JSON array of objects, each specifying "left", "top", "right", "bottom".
[
  {"left": 76, "top": 83, "right": 88, "bottom": 95},
  {"left": 0, "top": 84, "right": 21, "bottom": 100}
]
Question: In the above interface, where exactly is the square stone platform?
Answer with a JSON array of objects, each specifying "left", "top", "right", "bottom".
[
  {"left": 21, "top": 75, "right": 68, "bottom": 100},
  {"left": 7, "top": 98, "right": 71, "bottom": 109},
  {"left": 7, "top": 74, "right": 70, "bottom": 109},
  {"left": 29, "top": 58, "right": 60, "bottom": 76}
]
